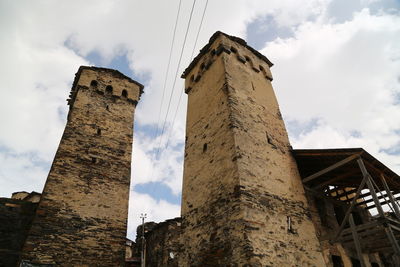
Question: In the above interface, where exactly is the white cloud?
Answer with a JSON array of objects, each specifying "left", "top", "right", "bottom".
[
  {"left": 262, "top": 9, "right": 400, "bottom": 172},
  {"left": 132, "top": 121, "right": 185, "bottom": 195},
  {"left": 0, "top": 152, "right": 48, "bottom": 197}
]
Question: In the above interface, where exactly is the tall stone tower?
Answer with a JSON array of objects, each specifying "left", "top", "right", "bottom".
[
  {"left": 180, "top": 32, "right": 325, "bottom": 266},
  {"left": 21, "top": 66, "right": 143, "bottom": 266}
]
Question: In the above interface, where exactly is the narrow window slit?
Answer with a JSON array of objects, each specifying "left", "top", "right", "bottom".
[
  {"left": 106, "top": 85, "right": 113, "bottom": 94},
  {"left": 122, "top": 89, "right": 128, "bottom": 97},
  {"left": 203, "top": 143, "right": 208, "bottom": 153}
]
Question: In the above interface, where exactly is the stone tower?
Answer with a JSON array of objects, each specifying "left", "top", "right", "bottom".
[
  {"left": 180, "top": 32, "right": 325, "bottom": 266},
  {"left": 21, "top": 66, "right": 143, "bottom": 266}
]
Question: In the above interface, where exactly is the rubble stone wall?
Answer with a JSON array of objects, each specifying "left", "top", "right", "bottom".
[
  {"left": 180, "top": 33, "right": 326, "bottom": 266},
  {"left": 0, "top": 198, "right": 37, "bottom": 267},
  {"left": 20, "top": 67, "right": 142, "bottom": 266}
]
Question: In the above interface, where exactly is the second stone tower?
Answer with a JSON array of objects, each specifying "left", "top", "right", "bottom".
[{"left": 180, "top": 32, "right": 325, "bottom": 266}]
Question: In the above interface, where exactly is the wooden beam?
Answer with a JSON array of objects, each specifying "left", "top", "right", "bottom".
[
  {"left": 333, "top": 188, "right": 357, "bottom": 199},
  {"left": 340, "top": 227, "right": 383, "bottom": 243},
  {"left": 349, "top": 214, "right": 367, "bottom": 267},
  {"left": 303, "top": 153, "right": 361, "bottom": 183},
  {"left": 346, "top": 190, "right": 376, "bottom": 203},
  {"left": 334, "top": 172, "right": 368, "bottom": 241},
  {"left": 380, "top": 174, "right": 400, "bottom": 219},
  {"left": 313, "top": 169, "right": 360, "bottom": 190},
  {"left": 341, "top": 221, "right": 380, "bottom": 235},
  {"left": 366, "top": 196, "right": 400, "bottom": 210},
  {"left": 303, "top": 186, "right": 354, "bottom": 208},
  {"left": 358, "top": 159, "right": 386, "bottom": 218},
  {"left": 356, "top": 192, "right": 388, "bottom": 207},
  {"left": 385, "top": 226, "right": 400, "bottom": 256}
]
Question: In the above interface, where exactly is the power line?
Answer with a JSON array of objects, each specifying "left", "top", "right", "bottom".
[
  {"left": 141, "top": 0, "right": 183, "bottom": 195},
  {"left": 164, "top": 0, "right": 209, "bottom": 150},
  {"left": 190, "top": 0, "right": 209, "bottom": 61},
  {"left": 152, "top": 0, "right": 183, "bottom": 145},
  {"left": 145, "top": 0, "right": 198, "bottom": 192},
  {"left": 154, "top": 0, "right": 197, "bottom": 160}
]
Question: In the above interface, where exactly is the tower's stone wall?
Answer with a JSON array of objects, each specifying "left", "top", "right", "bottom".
[
  {"left": 20, "top": 67, "right": 143, "bottom": 266},
  {"left": 180, "top": 32, "right": 325, "bottom": 266}
]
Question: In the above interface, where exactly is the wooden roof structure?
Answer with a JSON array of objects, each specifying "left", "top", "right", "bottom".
[
  {"left": 293, "top": 148, "right": 400, "bottom": 193},
  {"left": 292, "top": 148, "right": 400, "bottom": 266}
]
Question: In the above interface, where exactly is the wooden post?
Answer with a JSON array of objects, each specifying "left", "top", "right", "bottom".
[
  {"left": 384, "top": 226, "right": 400, "bottom": 260},
  {"left": 349, "top": 214, "right": 366, "bottom": 267},
  {"left": 333, "top": 173, "right": 367, "bottom": 241},
  {"left": 357, "top": 159, "right": 386, "bottom": 218},
  {"left": 380, "top": 174, "right": 400, "bottom": 219}
]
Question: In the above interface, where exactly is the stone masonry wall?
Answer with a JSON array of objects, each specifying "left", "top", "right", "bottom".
[
  {"left": 0, "top": 198, "right": 38, "bottom": 267},
  {"left": 180, "top": 32, "right": 326, "bottom": 266},
  {"left": 143, "top": 218, "right": 182, "bottom": 267},
  {"left": 20, "top": 67, "right": 143, "bottom": 266}
]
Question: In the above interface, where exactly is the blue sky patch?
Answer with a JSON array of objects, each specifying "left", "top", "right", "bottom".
[
  {"left": 246, "top": 15, "right": 293, "bottom": 50},
  {"left": 134, "top": 182, "right": 181, "bottom": 205},
  {"left": 286, "top": 118, "right": 320, "bottom": 139}
]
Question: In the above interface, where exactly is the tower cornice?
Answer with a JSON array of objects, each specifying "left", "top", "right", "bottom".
[
  {"left": 181, "top": 31, "right": 273, "bottom": 79},
  {"left": 182, "top": 31, "right": 274, "bottom": 94}
]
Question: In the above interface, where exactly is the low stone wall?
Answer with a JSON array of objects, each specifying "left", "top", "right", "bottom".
[{"left": 0, "top": 198, "right": 38, "bottom": 267}]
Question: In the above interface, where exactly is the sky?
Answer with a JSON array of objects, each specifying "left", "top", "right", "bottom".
[{"left": 0, "top": 0, "right": 399, "bottom": 240}]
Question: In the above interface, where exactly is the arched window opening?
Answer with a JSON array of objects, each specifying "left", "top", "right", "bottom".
[
  {"left": 190, "top": 75, "right": 195, "bottom": 82},
  {"left": 106, "top": 85, "right": 113, "bottom": 94},
  {"left": 200, "top": 62, "right": 205, "bottom": 70},
  {"left": 97, "top": 128, "right": 101, "bottom": 135},
  {"left": 90, "top": 80, "right": 98, "bottom": 88},
  {"left": 245, "top": 56, "right": 251, "bottom": 62},
  {"left": 122, "top": 89, "right": 128, "bottom": 98},
  {"left": 230, "top": 46, "right": 237, "bottom": 53}
]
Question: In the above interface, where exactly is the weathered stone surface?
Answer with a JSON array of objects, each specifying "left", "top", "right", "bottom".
[
  {"left": 180, "top": 32, "right": 326, "bottom": 266},
  {"left": 143, "top": 218, "right": 182, "bottom": 267},
  {"left": 20, "top": 66, "right": 143, "bottom": 266},
  {"left": 0, "top": 197, "right": 38, "bottom": 267}
]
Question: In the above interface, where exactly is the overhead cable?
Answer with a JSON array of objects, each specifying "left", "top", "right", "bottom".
[
  {"left": 165, "top": 0, "right": 209, "bottom": 150},
  {"left": 155, "top": 0, "right": 197, "bottom": 159}
]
